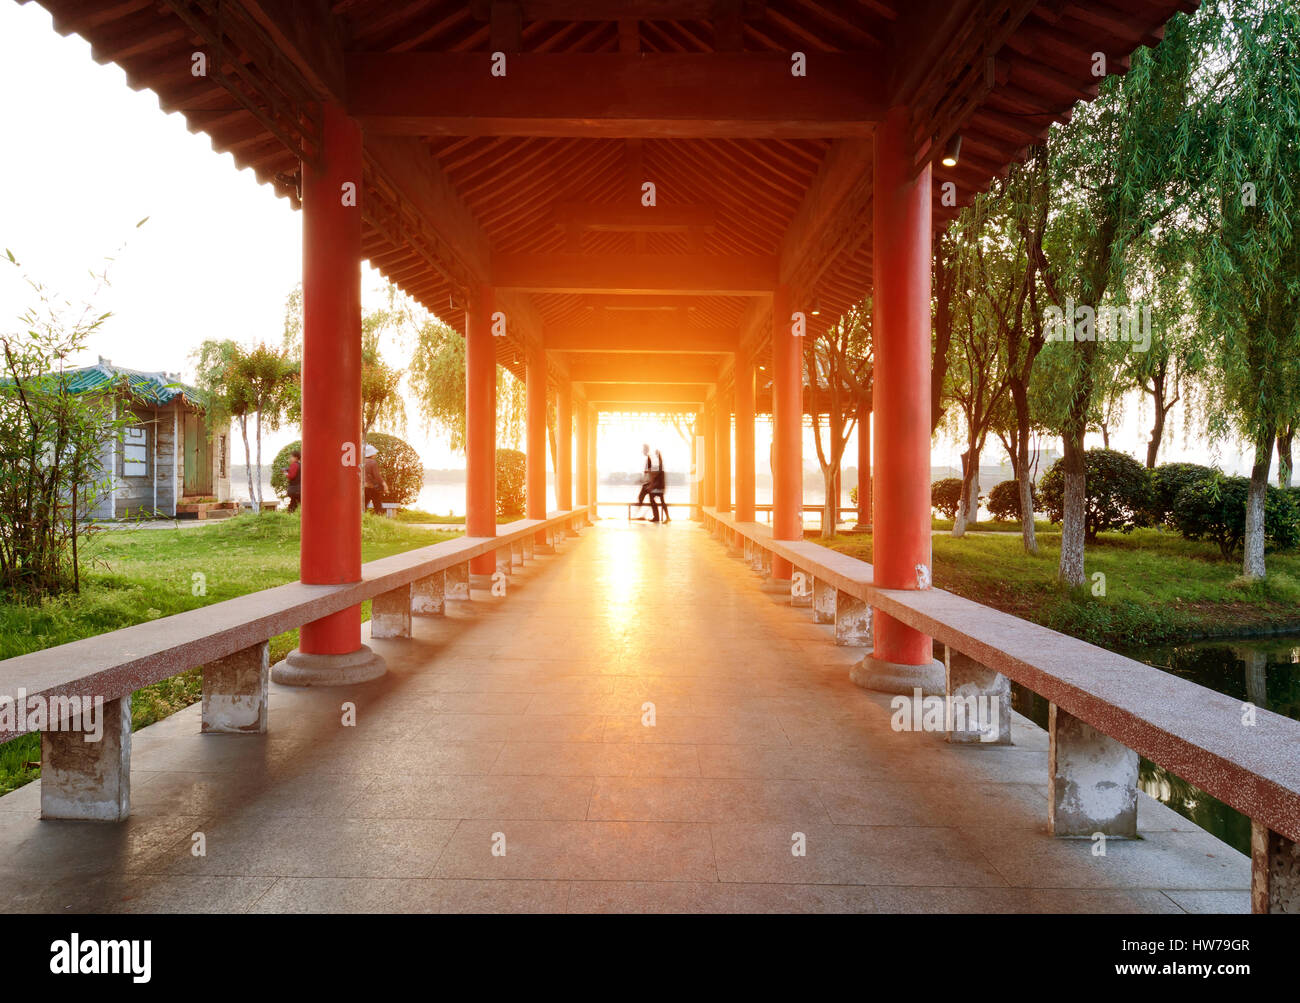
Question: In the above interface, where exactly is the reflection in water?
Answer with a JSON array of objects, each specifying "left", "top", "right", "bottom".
[{"left": 1011, "top": 637, "right": 1300, "bottom": 856}]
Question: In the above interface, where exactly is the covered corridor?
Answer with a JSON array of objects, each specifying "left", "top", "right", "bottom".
[{"left": 0, "top": 522, "right": 1249, "bottom": 913}]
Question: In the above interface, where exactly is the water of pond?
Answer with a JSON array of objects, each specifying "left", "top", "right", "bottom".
[{"left": 1010, "top": 635, "right": 1300, "bottom": 856}]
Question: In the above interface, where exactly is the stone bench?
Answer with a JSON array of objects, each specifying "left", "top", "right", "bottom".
[
  {"left": 0, "top": 511, "right": 583, "bottom": 824},
  {"left": 703, "top": 507, "right": 1300, "bottom": 913}
]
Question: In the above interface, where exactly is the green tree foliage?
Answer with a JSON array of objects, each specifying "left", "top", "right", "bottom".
[
  {"left": 1146, "top": 462, "right": 1216, "bottom": 527},
  {"left": 192, "top": 339, "right": 297, "bottom": 509},
  {"left": 1173, "top": 473, "right": 1300, "bottom": 558},
  {"left": 987, "top": 479, "right": 1037, "bottom": 522},
  {"left": 1039, "top": 449, "right": 1153, "bottom": 542},
  {"left": 0, "top": 252, "right": 132, "bottom": 599},
  {"left": 931, "top": 478, "right": 964, "bottom": 520},
  {"left": 1191, "top": 0, "right": 1300, "bottom": 580},
  {"left": 495, "top": 448, "right": 526, "bottom": 517},
  {"left": 1034, "top": 13, "right": 1201, "bottom": 585},
  {"left": 367, "top": 432, "right": 423, "bottom": 507}
]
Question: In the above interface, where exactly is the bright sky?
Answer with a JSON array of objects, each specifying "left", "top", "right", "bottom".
[{"left": 0, "top": 3, "right": 1263, "bottom": 487}]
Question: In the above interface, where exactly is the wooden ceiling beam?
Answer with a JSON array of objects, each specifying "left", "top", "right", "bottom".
[
  {"left": 494, "top": 252, "right": 776, "bottom": 295},
  {"left": 346, "top": 52, "right": 885, "bottom": 138}
]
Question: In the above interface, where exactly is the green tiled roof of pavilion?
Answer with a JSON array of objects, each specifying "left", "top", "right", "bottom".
[{"left": 55, "top": 360, "right": 208, "bottom": 408}]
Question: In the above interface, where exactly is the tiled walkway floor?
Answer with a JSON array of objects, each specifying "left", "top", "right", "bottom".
[{"left": 0, "top": 520, "right": 1250, "bottom": 913}]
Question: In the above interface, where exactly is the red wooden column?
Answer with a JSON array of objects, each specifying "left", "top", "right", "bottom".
[
  {"left": 771, "top": 283, "right": 801, "bottom": 580},
  {"left": 734, "top": 351, "right": 756, "bottom": 522},
  {"left": 587, "top": 405, "right": 598, "bottom": 520},
  {"left": 275, "top": 103, "right": 384, "bottom": 685},
  {"left": 466, "top": 284, "right": 497, "bottom": 575},
  {"left": 557, "top": 384, "right": 572, "bottom": 511},
  {"left": 852, "top": 107, "right": 944, "bottom": 695},
  {"left": 855, "top": 398, "right": 872, "bottom": 529},
  {"left": 715, "top": 390, "right": 732, "bottom": 514},
  {"left": 689, "top": 415, "right": 701, "bottom": 519},
  {"left": 576, "top": 400, "right": 590, "bottom": 515},
  {"left": 701, "top": 405, "right": 716, "bottom": 508},
  {"left": 526, "top": 345, "right": 547, "bottom": 544}
]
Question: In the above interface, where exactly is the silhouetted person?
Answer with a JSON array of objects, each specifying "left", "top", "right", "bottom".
[
  {"left": 634, "top": 443, "right": 656, "bottom": 519},
  {"left": 363, "top": 443, "right": 387, "bottom": 515},
  {"left": 284, "top": 449, "right": 302, "bottom": 513},
  {"left": 650, "top": 449, "right": 668, "bottom": 523}
]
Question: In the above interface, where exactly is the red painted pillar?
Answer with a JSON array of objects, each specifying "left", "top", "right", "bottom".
[
  {"left": 557, "top": 385, "right": 572, "bottom": 511},
  {"left": 298, "top": 103, "right": 364, "bottom": 657},
  {"left": 526, "top": 346, "right": 547, "bottom": 544},
  {"left": 701, "top": 406, "right": 716, "bottom": 508},
  {"left": 855, "top": 106, "right": 943, "bottom": 695},
  {"left": 587, "top": 406, "right": 598, "bottom": 520},
  {"left": 771, "top": 283, "right": 801, "bottom": 579},
  {"left": 715, "top": 390, "right": 732, "bottom": 514},
  {"left": 576, "top": 401, "right": 590, "bottom": 513},
  {"left": 856, "top": 398, "right": 872, "bottom": 528},
  {"left": 734, "top": 351, "right": 755, "bottom": 522},
  {"left": 466, "top": 284, "right": 497, "bottom": 575}
]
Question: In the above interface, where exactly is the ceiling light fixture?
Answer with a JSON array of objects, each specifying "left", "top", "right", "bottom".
[{"left": 941, "top": 133, "right": 962, "bottom": 168}]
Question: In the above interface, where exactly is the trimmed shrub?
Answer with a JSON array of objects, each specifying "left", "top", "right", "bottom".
[
  {"left": 270, "top": 441, "right": 299, "bottom": 500},
  {"left": 496, "top": 448, "right": 526, "bottom": 517},
  {"left": 931, "top": 477, "right": 964, "bottom": 519},
  {"left": 1173, "top": 475, "right": 1300, "bottom": 558},
  {"left": 271, "top": 433, "right": 424, "bottom": 507},
  {"left": 1146, "top": 462, "right": 1216, "bottom": 527},
  {"left": 1039, "top": 449, "right": 1152, "bottom": 542},
  {"left": 987, "top": 479, "right": 1036, "bottom": 521}
]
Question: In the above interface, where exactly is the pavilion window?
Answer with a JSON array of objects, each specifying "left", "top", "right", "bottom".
[{"left": 122, "top": 424, "right": 149, "bottom": 478}]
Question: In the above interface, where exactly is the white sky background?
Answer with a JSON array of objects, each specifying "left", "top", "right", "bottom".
[{"left": 0, "top": 3, "right": 1264, "bottom": 489}]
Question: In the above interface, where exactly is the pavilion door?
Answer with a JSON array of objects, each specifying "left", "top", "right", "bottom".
[{"left": 183, "top": 413, "right": 213, "bottom": 497}]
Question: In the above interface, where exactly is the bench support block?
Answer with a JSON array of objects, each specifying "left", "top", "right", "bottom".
[
  {"left": 445, "top": 562, "right": 471, "bottom": 600},
  {"left": 834, "top": 589, "right": 872, "bottom": 647},
  {"left": 944, "top": 649, "right": 1011, "bottom": 745},
  {"left": 496, "top": 548, "right": 513, "bottom": 576},
  {"left": 40, "top": 696, "right": 131, "bottom": 821},
  {"left": 411, "top": 572, "right": 446, "bottom": 616},
  {"left": 202, "top": 641, "right": 269, "bottom": 734},
  {"left": 812, "top": 577, "right": 836, "bottom": 624},
  {"left": 1049, "top": 703, "right": 1138, "bottom": 838},
  {"left": 1252, "top": 821, "right": 1300, "bottom": 913},
  {"left": 523, "top": 536, "right": 535, "bottom": 560},
  {"left": 371, "top": 585, "right": 413, "bottom": 638},
  {"left": 790, "top": 571, "right": 813, "bottom": 607},
  {"left": 511, "top": 541, "right": 524, "bottom": 566}
]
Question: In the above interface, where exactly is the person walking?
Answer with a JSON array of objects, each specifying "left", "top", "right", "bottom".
[
  {"left": 650, "top": 448, "right": 669, "bottom": 523},
  {"left": 634, "top": 443, "right": 656, "bottom": 519},
  {"left": 363, "top": 443, "right": 388, "bottom": 516},
  {"left": 284, "top": 448, "right": 302, "bottom": 513}
]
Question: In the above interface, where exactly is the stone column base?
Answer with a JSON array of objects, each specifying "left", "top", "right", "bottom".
[
  {"left": 850, "top": 655, "right": 945, "bottom": 696},
  {"left": 271, "top": 645, "right": 386, "bottom": 686}
]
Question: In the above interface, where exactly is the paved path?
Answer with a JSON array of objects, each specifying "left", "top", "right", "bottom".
[{"left": 0, "top": 520, "right": 1250, "bottom": 913}]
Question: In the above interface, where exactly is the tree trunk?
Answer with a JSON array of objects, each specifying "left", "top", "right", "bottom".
[
  {"left": 1011, "top": 383, "right": 1038, "bottom": 555},
  {"left": 255, "top": 410, "right": 263, "bottom": 509},
  {"left": 1146, "top": 404, "right": 1165, "bottom": 469},
  {"left": 240, "top": 416, "right": 255, "bottom": 509},
  {"left": 821, "top": 464, "right": 836, "bottom": 540},
  {"left": 1058, "top": 433, "right": 1087, "bottom": 586},
  {"left": 1278, "top": 425, "right": 1294, "bottom": 488},
  {"left": 1243, "top": 432, "right": 1271, "bottom": 581},
  {"left": 953, "top": 445, "right": 980, "bottom": 538}
]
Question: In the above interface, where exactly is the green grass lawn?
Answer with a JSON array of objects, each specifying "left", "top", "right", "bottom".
[
  {"left": 823, "top": 526, "right": 1300, "bottom": 650},
  {"left": 0, "top": 512, "right": 456, "bottom": 795}
]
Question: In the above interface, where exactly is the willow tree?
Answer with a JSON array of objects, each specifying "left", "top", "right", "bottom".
[
  {"left": 1036, "top": 11, "right": 1202, "bottom": 585},
  {"left": 1193, "top": 0, "right": 1300, "bottom": 579},
  {"left": 806, "top": 303, "right": 871, "bottom": 538}
]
